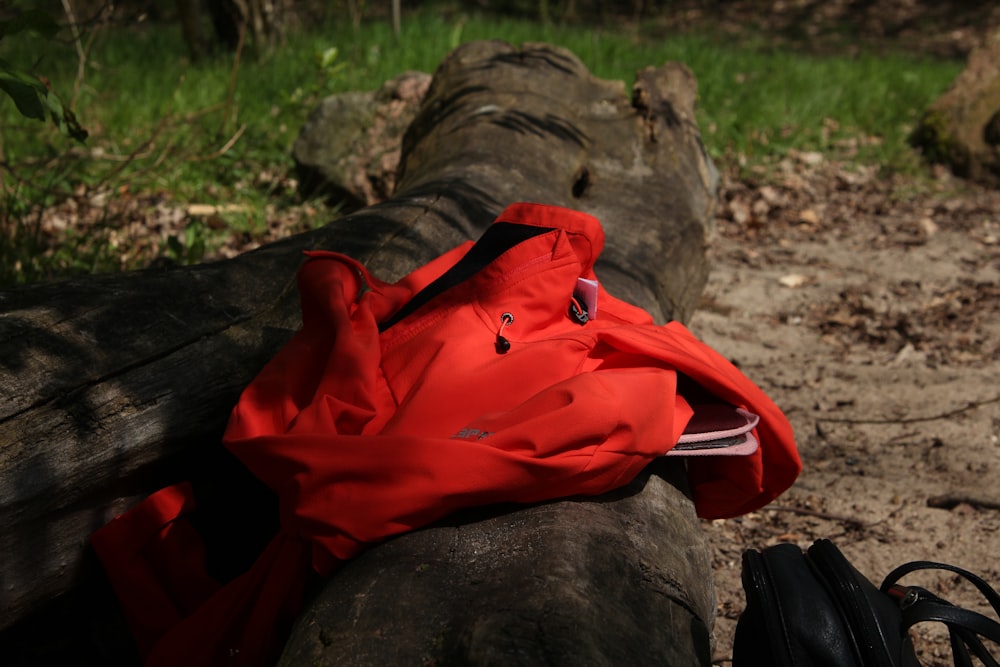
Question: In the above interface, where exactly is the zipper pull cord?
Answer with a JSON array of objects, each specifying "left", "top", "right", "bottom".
[
  {"left": 569, "top": 295, "right": 589, "bottom": 324},
  {"left": 495, "top": 312, "right": 514, "bottom": 354}
]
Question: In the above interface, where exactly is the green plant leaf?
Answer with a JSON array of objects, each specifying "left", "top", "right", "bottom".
[
  {"left": 0, "top": 67, "right": 47, "bottom": 119},
  {"left": 166, "top": 235, "right": 184, "bottom": 260},
  {"left": 41, "top": 87, "right": 88, "bottom": 142},
  {"left": 449, "top": 20, "right": 465, "bottom": 49},
  {"left": 317, "top": 46, "right": 339, "bottom": 69},
  {"left": 188, "top": 236, "right": 206, "bottom": 262},
  {"left": 0, "top": 61, "right": 88, "bottom": 141}
]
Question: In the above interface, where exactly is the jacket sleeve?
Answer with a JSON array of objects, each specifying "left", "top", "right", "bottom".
[
  {"left": 226, "top": 367, "right": 694, "bottom": 573},
  {"left": 656, "top": 322, "right": 801, "bottom": 519}
]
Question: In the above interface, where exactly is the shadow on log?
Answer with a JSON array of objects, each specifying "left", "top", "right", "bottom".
[
  {"left": 281, "top": 463, "right": 713, "bottom": 666},
  {"left": 0, "top": 41, "right": 718, "bottom": 664}
]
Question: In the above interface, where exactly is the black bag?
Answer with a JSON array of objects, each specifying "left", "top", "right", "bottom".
[{"left": 733, "top": 538, "right": 1000, "bottom": 667}]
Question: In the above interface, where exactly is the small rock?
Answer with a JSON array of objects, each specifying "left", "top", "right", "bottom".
[
  {"left": 758, "top": 185, "right": 783, "bottom": 205},
  {"left": 797, "top": 208, "right": 820, "bottom": 226},
  {"left": 952, "top": 502, "right": 976, "bottom": 516},
  {"left": 729, "top": 199, "right": 751, "bottom": 225},
  {"left": 779, "top": 274, "right": 810, "bottom": 288},
  {"left": 795, "top": 150, "right": 824, "bottom": 166}
]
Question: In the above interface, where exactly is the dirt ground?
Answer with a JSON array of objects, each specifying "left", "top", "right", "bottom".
[
  {"left": 692, "top": 155, "right": 1000, "bottom": 664},
  {"left": 646, "top": 3, "right": 1000, "bottom": 663}
]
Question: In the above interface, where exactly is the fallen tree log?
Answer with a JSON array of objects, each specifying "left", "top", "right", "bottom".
[
  {"left": 279, "top": 462, "right": 714, "bottom": 666},
  {"left": 0, "top": 40, "right": 718, "bottom": 664}
]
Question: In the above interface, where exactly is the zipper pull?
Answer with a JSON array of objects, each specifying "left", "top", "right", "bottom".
[
  {"left": 495, "top": 312, "right": 514, "bottom": 354},
  {"left": 569, "top": 295, "right": 589, "bottom": 324}
]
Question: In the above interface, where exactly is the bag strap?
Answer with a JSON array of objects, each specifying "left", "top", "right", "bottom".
[
  {"left": 881, "top": 560, "right": 1000, "bottom": 616},
  {"left": 903, "top": 595, "right": 1000, "bottom": 666},
  {"left": 880, "top": 561, "right": 1000, "bottom": 667}
]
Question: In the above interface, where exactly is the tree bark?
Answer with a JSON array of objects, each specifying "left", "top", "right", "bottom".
[
  {"left": 0, "top": 40, "right": 718, "bottom": 663},
  {"left": 279, "top": 462, "right": 714, "bottom": 667},
  {"left": 910, "top": 27, "right": 1000, "bottom": 187},
  {"left": 176, "top": 0, "right": 209, "bottom": 60}
]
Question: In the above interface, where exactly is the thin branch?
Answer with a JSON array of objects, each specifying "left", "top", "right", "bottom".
[
  {"left": 60, "top": 0, "right": 87, "bottom": 109},
  {"left": 223, "top": 20, "right": 247, "bottom": 135},
  {"left": 0, "top": 114, "right": 5, "bottom": 192},
  {"left": 347, "top": 0, "right": 360, "bottom": 28},
  {"left": 817, "top": 394, "right": 1000, "bottom": 425},
  {"left": 183, "top": 102, "right": 228, "bottom": 123},
  {"left": 191, "top": 124, "right": 247, "bottom": 162},
  {"left": 764, "top": 504, "right": 867, "bottom": 527},
  {"left": 150, "top": 134, "right": 180, "bottom": 170},
  {"left": 99, "top": 115, "right": 172, "bottom": 184}
]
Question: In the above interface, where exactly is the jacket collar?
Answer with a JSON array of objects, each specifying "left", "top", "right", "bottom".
[
  {"left": 494, "top": 202, "right": 604, "bottom": 279},
  {"left": 379, "top": 203, "right": 605, "bottom": 332}
]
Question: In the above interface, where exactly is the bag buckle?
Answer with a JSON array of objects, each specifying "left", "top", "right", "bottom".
[{"left": 887, "top": 584, "right": 921, "bottom": 609}]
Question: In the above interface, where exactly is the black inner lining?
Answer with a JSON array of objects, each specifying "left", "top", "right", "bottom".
[{"left": 379, "top": 222, "right": 554, "bottom": 331}]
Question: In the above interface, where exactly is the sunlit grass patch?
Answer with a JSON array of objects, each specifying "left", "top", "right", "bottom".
[{"left": 0, "top": 5, "right": 962, "bottom": 286}]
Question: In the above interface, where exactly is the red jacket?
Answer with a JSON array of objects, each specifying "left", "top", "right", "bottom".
[{"left": 92, "top": 202, "right": 799, "bottom": 665}]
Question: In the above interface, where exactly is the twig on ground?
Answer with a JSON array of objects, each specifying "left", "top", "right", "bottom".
[
  {"left": 817, "top": 394, "right": 1000, "bottom": 425},
  {"left": 764, "top": 504, "right": 867, "bottom": 528},
  {"left": 927, "top": 495, "right": 1000, "bottom": 512}
]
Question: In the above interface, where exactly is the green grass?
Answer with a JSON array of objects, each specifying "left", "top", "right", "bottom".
[{"left": 0, "top": 5, "right": 963, "bottom": 286}]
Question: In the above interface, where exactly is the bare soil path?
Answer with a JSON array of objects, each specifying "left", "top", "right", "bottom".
[
  {"left": 693, "top": 156, "right": 1000, "bottom": 664},
  {"left": 649, "top": 4, "right": 1000, "bottom": 662}
]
